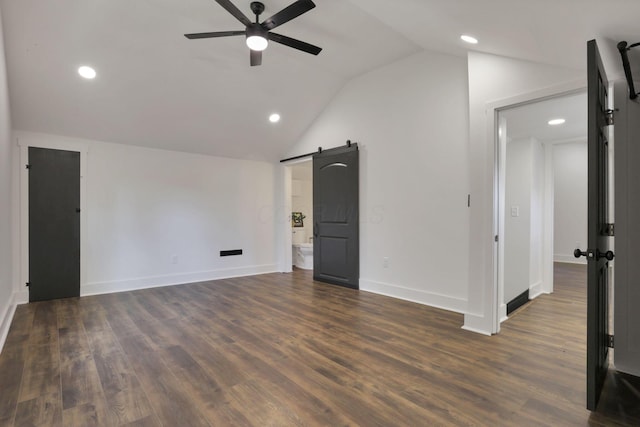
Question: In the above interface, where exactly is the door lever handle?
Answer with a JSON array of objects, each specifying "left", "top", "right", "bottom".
[
  {"left": 574, "top": 249, "right": 589, "bottom": 259},
  {"left": 574, "top": 248, "right": 615, "bottom": 261},
  {"left": 597, "top": 250, "right": 615, "bottom": 261}
]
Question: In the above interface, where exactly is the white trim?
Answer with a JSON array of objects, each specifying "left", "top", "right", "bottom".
[
  {"left": 554, "top": 255, "right": 587, "bottom": 265},
  {"left": 461, "top": 313, "right": 493, "bottom": 336},
  {"left": 17, "top": 133, "right": 89, "bottom": 300},
  {"left": 279, "top": 158, "right": 313, "bottom": 273},
  {"left": 14, "top": 290, "right": 28, "bottom": 305},
  {"left": 485, "top": 79, "right": 586, "bottom": 114},
  {"left": 280, "top": 164, "right": 293, "bottom": 273},
  {"left": 529, "top": 281, "right": 544, "bottom": 299},
  {"left": 499, "top": 303, "right": 508, "bottom": 323},
  {"left": 81, "top": 264, "right": 278, "bottom": 297},
  {"left": 360, "top": 279, "right": 467, "bottom": 314},
  {"left": 541, "top": 142, "right": 555, "bottom": 294},
  {"left": 0, "top": 295, "right": 17, "bottom": 354}
]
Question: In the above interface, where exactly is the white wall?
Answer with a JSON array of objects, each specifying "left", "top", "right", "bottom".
[
  {"left": 467, "top": 51, "right": 584, "bottom": 334},
  {"left": 13, "top": 132, "right": 278, "bottom": 301},
  {"left": 0, "top": 4, "right": 15, "bottom": 353},
  {"left": 503, "top": 137, "right": 545, "bottom": 304},
  {"left": 553, "top": 141, "right": 588, "bottom": 264},
  {"left": 504, "top": 139, "right": 531, "bottom": 302},
  {"left": 284, "top": 50, "right": 470, "bottom": 313},
  {"left": 614, "top": 80, "right": 640, "bottom": 376}
]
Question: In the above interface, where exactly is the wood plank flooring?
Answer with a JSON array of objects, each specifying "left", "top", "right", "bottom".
[{"left": 0, "top": 263, "right": 638, "bottom": 426}]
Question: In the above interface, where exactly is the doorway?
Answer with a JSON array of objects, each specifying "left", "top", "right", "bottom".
[
  {"left": 497, "top": 90, "right": 587, "bottom": 322},
  {"left": 280, "top": 143, "right": 360, "bottom": 289},
  {"left": 28, "top": 147, "right": 81, "bottom": 301},
  {"left": 290, "top": 161, "right": 314, "bottom": 271}
]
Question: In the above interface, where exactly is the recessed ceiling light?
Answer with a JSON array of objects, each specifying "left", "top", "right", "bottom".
[
  {"left": 78, "top": 66, "right": 96, "bottom": 79},
  {"left": 548, "top": 118, "right": 566, "bottom": 126},
  {"left": 269, "top": 113, "right": 281, "bottom": 123},
  {"left": 461, "top": 35, "right": 478, "bottom": 45}
]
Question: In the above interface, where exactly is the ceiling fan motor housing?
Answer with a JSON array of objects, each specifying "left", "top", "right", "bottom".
[{"left": 247, "top": 23, "right": 268, "bottom": 39}]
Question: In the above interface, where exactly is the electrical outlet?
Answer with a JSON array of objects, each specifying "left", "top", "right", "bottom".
[
  {"left": 383, "top": 257, "right": 389, "bottom": 268},
  {"left": 171, "top": 255, "right": 178, "bottom": 264}
]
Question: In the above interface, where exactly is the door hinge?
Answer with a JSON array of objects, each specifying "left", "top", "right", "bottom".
[
  {"left": 467, "top": 194, "right": 471, "bottom": 207},
  {"left": 495, "top": 235, "right": 499, "bottom": 243},
  {"left": 25, "top": 164, "right": 31, "bottom": 169},
  {"left": 606, "top": 334, "right": 614, "bottom": 348},
  {"left": 605, "top": 109, "right": 615, "bottom": 126},
  {"left": 25, "top": 281, "right": 30, "bottom": 287},
  {"left": 603, "top": 223, "right": 615, "bottom": 236}
]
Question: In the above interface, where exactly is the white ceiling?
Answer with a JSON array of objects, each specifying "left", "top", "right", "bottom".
[
  {"left": 1, "top": 0, "right": 640, "bottom": 161},
  {"left": 502, "top": 91, "right": 587, "bottom": 144}
]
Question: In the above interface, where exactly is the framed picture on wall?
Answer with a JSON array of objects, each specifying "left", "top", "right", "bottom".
[{"left": 292, "top": 212, "right": 305, "bottom": 227}]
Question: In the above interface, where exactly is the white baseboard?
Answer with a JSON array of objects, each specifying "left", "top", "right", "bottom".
[
  {"left": 554, "top": 254, "right": 587, "bottom": 265},
  {"left": 0, "top": 294, "right": 17, "bottom": 354},
  {"left": 360, "top": 278, "right": 467, "bottom": 314},
  {"left": 461, "top": 313, "right": 493, "bottom": 336},
  {"left": 499, "top": 303, "right": 508, "bottom": 323},
  {"left": 529, "top": 281, "right": 544, "bottom": 299},
  {"left": 81, "top": 264, "right": 278, "bottom": 297},
  {"left": 15, "top": 290, "right": 28, "bottom": 305}
]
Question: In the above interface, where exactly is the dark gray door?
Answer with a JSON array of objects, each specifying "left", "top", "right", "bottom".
[
  {"left": 313, "top": 145, "right": 359, "bottom": 289},
  {"left": 28, "top": 147, "right": 81, "bottom": 302},
  {"left": 579, "top": 39, "right": 613, "bottom": 411}
]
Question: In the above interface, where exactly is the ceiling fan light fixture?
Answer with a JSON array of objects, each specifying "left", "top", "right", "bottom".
[
  {"left": 246, "top": 35, "right": 268, "bottom": 51},
  {"left": 246, "top": 24, "right": 268, "bottom": 51}
]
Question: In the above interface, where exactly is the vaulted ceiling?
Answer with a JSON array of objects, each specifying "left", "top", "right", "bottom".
[{"left": 2, "top": 0, "right": 639, "bottom": 161}]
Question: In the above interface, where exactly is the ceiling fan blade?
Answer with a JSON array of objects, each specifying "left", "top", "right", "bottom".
[
  {"left": 250, "top": 49, "right": 262, "bottom": 66},
  {"left": 262, "top": 0, "right": 315, "bottom": 31},
  {"left": 214, "top": 0, "right": 252, "bottom": 26},
  {"left": 268, "top": 32, "right": 322, "bottom": 55},
  {"left": 184, "top": 30, "right": 245, "bottom": 39}
]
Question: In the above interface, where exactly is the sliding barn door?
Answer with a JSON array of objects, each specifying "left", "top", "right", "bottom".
[{"left": 313, "top": 145, "right": 359, "bottom": 289}]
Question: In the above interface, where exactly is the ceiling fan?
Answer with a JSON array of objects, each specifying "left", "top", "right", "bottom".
[{"left": 185, "top": 0, "right": 322, "bottom": 66}]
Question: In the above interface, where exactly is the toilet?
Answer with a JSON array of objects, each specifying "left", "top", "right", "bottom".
[{"left": 292, "top": 243, "right": 313, "bottom": 270}]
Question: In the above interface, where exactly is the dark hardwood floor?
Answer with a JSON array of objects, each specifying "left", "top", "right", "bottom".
[{"left": 0, "top": 263, "right": 638, "bottom": 426}]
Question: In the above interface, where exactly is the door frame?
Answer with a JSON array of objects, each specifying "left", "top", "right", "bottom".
[
  {"left": 488, "top": 81, "right": 586, "bottom": 333},
  {"left": 279, "top": 157, "right": 312, "bottom": 273},
  {"left": 17, "top": 133, "right": 88, "bottom": 303}
]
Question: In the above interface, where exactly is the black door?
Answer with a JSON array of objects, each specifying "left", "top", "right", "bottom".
[
  {"left": 28, "top": 147, "right": 81, "bottom": 302},
  {"left": 578, "top": 39, "right": 613, "bottom": 411},
  {"left": 313, "top": 145, "right": 359, "bottom": 289}
]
